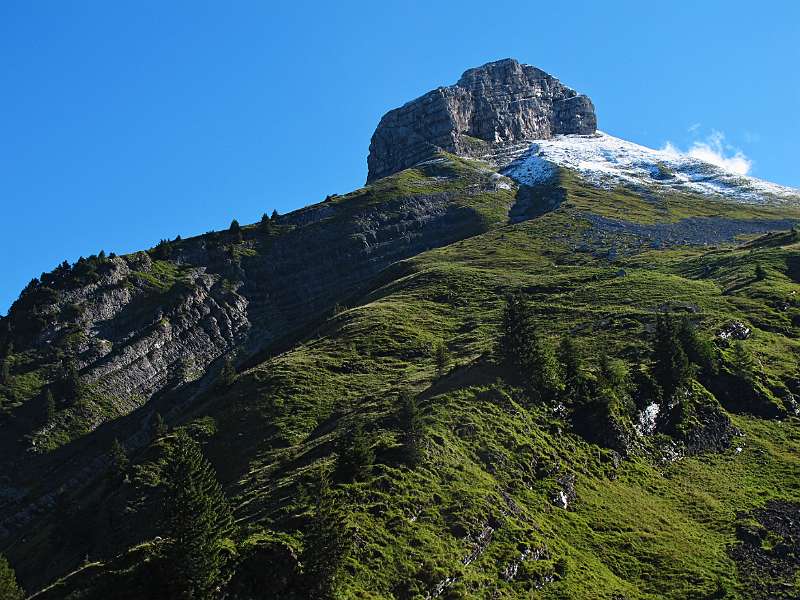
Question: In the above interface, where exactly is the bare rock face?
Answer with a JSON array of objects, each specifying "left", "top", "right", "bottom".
[{"left": 366, "top": 58, "right": 596, "bottom": 182}]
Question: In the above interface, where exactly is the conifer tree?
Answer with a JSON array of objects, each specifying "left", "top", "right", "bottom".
[
  {"left": 162, "top": 431, "right": 234, "bottom": 600},
  {"left": 153, "top": 412, "right": 168, "bottom": 438},
  {"left": 0, "top": 554, "right": 23, "bottom": 600},
  {"left": 434, "top": 340, "right": 451, "bottom": 379},
  {"left": 398, "top": 391, "right": 423, "bottom": 467},
  {"left": 597, "top": 352, "right": 628, "bottom": 392},
  {"left": 528, "top": 336, "right": 563, "bottom": 403},
  {"left": 153, "top": 239, "right": 173, "bottom": 260},
  {"left": 557, "top": 337, "right": 583, "bottom": 397},
  {"left": 731, "top": 341, "right": 756, "bottom": 382},
  {"left": 652, "top": 315, "right": 690, "bottom": 400},
  {"left": 260, "top": 212, "right": 273, "bottom": 233},
  {"left": 755, "top": 263, "right": 767, "bottom": 281},
  {"left": 676, "top": 317, "right": 717, "bottom": 376},
  {"left": 497, "top": 294, "right": 562, "bottom": 402},
  {"left": 45, "top": 389, "right": 56, "bottom": 423},
  {"left": 229, "top": 219, "right": 243, "bottom": 243},
  {"left": 109, "top": 438, "right": 129, "bottom": 479},
  {"left": 0, "top": 356, "right": 9, "bottom": 386},
  {"left": 219, "top": 357, "right": 236, "bottom": 388},
  {"left": 334, "top": 422, "right": 374, "bottom": 482},
  {"left": 497, "top": 293, "right": 532, "bottom": 373},
  {"left": 302, "top": 473, "right": 353, "bottom": 600},
  {"left": 270, "top": 209, "right": 279, "bottom": 221},
  {"left": 60, "top": 360, "right": 82, "bottom": 404}
]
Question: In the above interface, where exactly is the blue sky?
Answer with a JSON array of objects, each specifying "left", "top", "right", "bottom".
[{"left": 1, "top": 1, "right": 798, "bottom": 314}]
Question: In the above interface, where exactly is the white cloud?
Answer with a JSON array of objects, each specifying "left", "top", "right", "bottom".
[
  {"left": 687, "top": 122, "right": 701, "bottom": 134},
  {"left": 660, "top": 141, "right": 681, "bottom": 156},
  {"left": 660, "top": 130, "right": 752, "bottom": 175}
]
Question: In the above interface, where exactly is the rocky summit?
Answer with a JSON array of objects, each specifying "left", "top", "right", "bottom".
[
  {"left": 366, "top": 58, "right": 597, "bottom": 182},
  {"left": 2, "top": 59, "right": 800, "bottom": 600}
]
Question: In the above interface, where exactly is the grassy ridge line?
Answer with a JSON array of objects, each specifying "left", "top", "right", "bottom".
[{"left": 21, "top": 163, "right": 800, "bottom": 598}]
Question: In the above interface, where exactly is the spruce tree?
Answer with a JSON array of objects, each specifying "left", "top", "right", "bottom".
[
  {"left": 60, "top": 360, "right": 82, "bottom": 404},
  {"left": 398, "top": 391, "right": 423, "bottom": 467},
  {"left": 676, "top": 317, "right": 717, "bottom": 376},
  {"left": 731, "top": 341, "right": 756, "bottom": 382},
  {"left": 0, "top": 344, "right": 14, "bottom": 385},
  {"left": 528, "top": 336, "right": 563, "bottom": 403},
  {"left": 162, "top": 431, "right": 234, "bottom": 600},
  {"left": 652, "top": 315, "right": 690, "bottom": 400},
  {"left": 497, "top": 293, "right": 531, "bottom": 374},
  {"left": 302, "top": 474, "right": 353, "bottom": 599},
  {"left": 597, "top": 352, "right": 628, "bottom": 392},
  {"left": 434, "top": 340, "right": 451, "bottom": 379},
  {"left": 0, "top": 356, "right": 9, "bottom": 386},
  {"left": 557, "top": 337, "right": 583, "bottom": 397},
  {"left": 109, "top": 438, "right": 129, "bottom": 479},
  {"left": 497, "top": 294, "right": 562, "bottom": 402},
  {"left": 334, "top": 422, "right": 374, "bottom": 482},
  {"left": 45, "top": 389, "right": 56, "bottom": 423},
  {"left": 260, "top": 212, "right": 273, "bottom": 234},
  {"left": 153, "top": 239, "right": 173, "bottom": 260},
  {"left": 270, "top": 209, "right": 279, "bottom": 221},
  {"left": 229, "top": 220, "right": 243, "bottom": 243},
  {"left": 219, "top": 357, "right": 236, "bottom": 388},
  {"left": 0, "top": 554, "right": 23, "bottom": 600},
  {"left": 153, "top": 412, "right": 168, "bottom": 438}
]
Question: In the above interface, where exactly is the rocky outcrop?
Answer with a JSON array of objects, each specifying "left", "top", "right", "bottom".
[
  {"left": 729, "top": 500, "right": 800, "bottom": 599},
  {"left": 2, "top": 254, "right": 249, "bottom": 407},
  {"left": 366, "top": 58, "right": 596, "bottom": 182},
  {"left": 0, "top": 158, "right": 513, "bottom": 592}
]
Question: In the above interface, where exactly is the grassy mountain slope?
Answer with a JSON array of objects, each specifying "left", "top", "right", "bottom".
[{"left": 5, "top": 155, "right": 800, "bottom": 599}]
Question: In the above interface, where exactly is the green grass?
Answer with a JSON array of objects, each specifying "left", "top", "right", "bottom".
[
  {"left": 191, "top": 187, "right": 800, "bottom": 597},
  {"left": 128, "top": 259, "right": 182, "bottom": 291},
  {"left": 19, "top": 162, "right": 800, "bottom": 598}
]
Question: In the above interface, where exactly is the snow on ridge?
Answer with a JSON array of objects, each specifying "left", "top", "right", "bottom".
[{"left": 502, "top": 132, "right": 800, "bottom": 205}]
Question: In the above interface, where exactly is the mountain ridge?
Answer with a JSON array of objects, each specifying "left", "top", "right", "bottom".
[{"left": 1, "top": 59, "right": 800, "bottom": 599}]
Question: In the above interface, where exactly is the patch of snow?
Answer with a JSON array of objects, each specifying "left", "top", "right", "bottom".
[
  {"left": 502, "top": 132, "right": 800, "bottom": 205},
  {"left": 636, "top": 402, "right": 660, "bottom": 436}
]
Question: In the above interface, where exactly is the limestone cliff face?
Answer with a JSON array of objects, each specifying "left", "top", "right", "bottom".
[
  {"left": 367, "top": 58, "right": 596, "bottom": 183},
  {"left": 0, "top": 183, "right": 492, "bottom": 439},
  {"left": 0, "top": 160, "right": 511, "bottom": 585},
  {"left": 2, "top": 253, "right": 249, "bottom": 407}
]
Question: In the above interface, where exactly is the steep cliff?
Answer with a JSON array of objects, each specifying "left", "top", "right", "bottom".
[{"left": 366, "top": 58, "right": 596, "bottom": 182}]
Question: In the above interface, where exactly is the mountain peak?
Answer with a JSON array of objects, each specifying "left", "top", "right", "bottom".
[{"left": 366, "top": 59, "right": 596, "bottom": 182}]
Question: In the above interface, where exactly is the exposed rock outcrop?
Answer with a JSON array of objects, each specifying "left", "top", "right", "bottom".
[
  {"left": 366, "top": 58, "right": 596, "bottom": 182},
  {"left": 0, "top": 158, "right": 514, "bottom": 591},
  {"left": 729, "top": 500, "right": 800, "bottom": 599}
]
